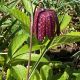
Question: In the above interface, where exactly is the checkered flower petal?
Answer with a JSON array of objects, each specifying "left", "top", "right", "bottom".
[
  {"left": 33, "top": 7, "right": 60, "bottom": 41},
  {"left": 37, "top": 12, "right": 46, "bottom": 41},
  {"left": 33, "top": 8, "right": 44, "bottom": 38},
  {"left": 45, "top": 11, "right": 55, "bottom": 38}
]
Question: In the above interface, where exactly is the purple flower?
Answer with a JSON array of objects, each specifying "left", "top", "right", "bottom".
[{"left": 33, "top": 8, "right": 60, "bottom": 41}]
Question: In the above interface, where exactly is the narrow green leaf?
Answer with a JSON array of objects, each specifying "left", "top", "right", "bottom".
[
  {"left": 0, "top": 72, "right": 2, "bottom": 80},
  {"left": 12, "top": 45, "right": 29, "bottom": 58},
  {"left": 12, "top": 44, "right": 41, "bottom": 58},
  {"left": 9, "top": 8, "right": 30, "bottom": 32},
  {"left": 58, "top": 14, "right": 64, "bottom": 24},
  {"left": 60, "top": 13, "right": 71, "bottom": 30},
  {"left": 8, "top": 32, "right": 29, "bottom": 57},
  {"left": 0, "top": 4, "right": 30, "bottom": 32},
  {"left": 0, "top": 56, "right": 5, "bottom": 65},
  {"left": 22, "top": 0, "right": 33, "bottom": 14},
  {"left": 0, "top": 3, "right": 8, "bottom": 13},
  {"left": 10, "top": 54, "right": 48, "bottom": 65},
  {"left": 67, "top": 32, "right": 80, "bottom": 36},
  {"left": 6, "top": 69, "right": 11, "bottom": 80},
  {"left": 71, "top": 51, "right": 80, "bottom": 58},
  {"left": 50, "top": 32, "right": 80, "bottom": 48}
]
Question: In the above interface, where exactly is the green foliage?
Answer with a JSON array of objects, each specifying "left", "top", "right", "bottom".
[
  {"left": 30, "top": 69, "right": 41, "bottom": 80},
  {"left": 0, "top": 0, "right": 80, "bottom": 80},
  {"left": 0, "top": 72, "right": 2, "bottom": 80},
  {"left": 60, "top": 13, "right": 72, "bottom": 30},
  {"left": 22, "top": 0, "right": 33, "bottom": 14},
  {"left": 0, "top": 56, "right": 4, "bottom": 65},
  {"left": 72, "top": 69, "right": 80, "bottom": 80},
  {"left": 8, "top": 32, "right": 29, "bottom": 57},
  {"left": 58, "top": 70, "right": 69, "bottom": 80},
  {"left": 6, "top": 65, "right": 27, "bottom": 80},
  {"left": 9, "top": 8, "right": 30, "bottom": 32},
  {"left": 50, "top": 32, "right": 80, "bottom": 49},
  {"left": 40, "top": 65, "right": 53, "bottom": 80}
]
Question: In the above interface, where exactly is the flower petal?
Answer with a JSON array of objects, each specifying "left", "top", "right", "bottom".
[{"left": 38, "top": 12, "right": 46, "bottom": 41}]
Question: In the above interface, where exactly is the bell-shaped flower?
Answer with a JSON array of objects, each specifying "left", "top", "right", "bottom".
[{"left": 33, "top": 7, "right": 60, "bottom": 41}]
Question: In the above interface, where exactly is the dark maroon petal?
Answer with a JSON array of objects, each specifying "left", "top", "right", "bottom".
[
  {"left": 33, "top": 8, "right": 44, "bottom": 38},
  {"left": 37, "top": 12, "right": 46, "bottom": 41},
  {"left": 51, "top": 10, "right": 60, "bottom": 35},
  {"left": 45, "top": 11, "right": 55, "bottom": 38},
  {"left": 50, "top": 15, "right": 55, "bottom": 37},
  {"left": 46, "top": 14, "right": 52, "bottom": 38},
  {"left": 49, "top": 11, "right": 55, "bottom": 37}
]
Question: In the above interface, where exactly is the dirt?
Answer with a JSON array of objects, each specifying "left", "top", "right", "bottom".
[{"left": 46, "top": 43, "right": 80, "bottom": 62}]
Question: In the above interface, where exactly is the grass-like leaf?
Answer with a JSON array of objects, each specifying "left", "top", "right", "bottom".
[
  {"left": 50, "top": 32, "right": 80, "bottom": 49},
  {"left": 60, "top": 13, "right": 72, "bottom": 30},
  {"left": 9, "top": 8, "right": 30, "bottom": 32},
  {"left": 22, "top": 0, "right": 33, "bottom": 14},
  {"left": 8, "top": 32, "right": 29, "bottom": 58}
]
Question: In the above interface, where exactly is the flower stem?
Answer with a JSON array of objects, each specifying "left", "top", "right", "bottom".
[
  {"left": 26, "top": 2, "right": 33, "bottom": 80},
  {"left": 29, "top": 39, "right": 53, "bottom": 79}
]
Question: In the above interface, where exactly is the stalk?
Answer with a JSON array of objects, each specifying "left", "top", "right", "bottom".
[
  {"left": 26, "top": 1, "right": 33, "bottom": 80},
  {"left": 29, "top": 39, "right": 53, "bottom": 79}
]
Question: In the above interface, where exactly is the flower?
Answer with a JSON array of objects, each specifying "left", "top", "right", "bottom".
[{"left": 33, "top": 7, "right": 60, "bottom": 41}]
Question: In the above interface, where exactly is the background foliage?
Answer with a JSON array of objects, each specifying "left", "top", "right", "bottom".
[{"left": 0, "top": 0, "right": 80, "bottom": 80}]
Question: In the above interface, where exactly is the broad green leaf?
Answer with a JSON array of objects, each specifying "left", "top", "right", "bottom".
[
  {"left": 22, "top": 0, "right": 33, "bottom": 14},
  {"left": 0, "top": 72, "right": 2, "bottom": 80},
  {"left": 12, "top": 44, "right": 41, "bottom": 58},
  {"left": 58, "top": 71, "right": 69, "bottom": 80},
  {"left": 9, "top": 8, "right": 30, "bottom": 32},
  {"left": 32, "top": 45, "right": 41, "bottom": 51},
  {"left": 31, "top": 69, "right": 41, "bottom": 80},
  {"left": 40, "top": 65, "right": 53, "bottom": 80},
  {"left": 7, "top": 65, "right": 27, "bottom": 80},
  {"left": 60, "top": 13, "right": 71, "bottom": 30},
  {"left": 17, "top": 53, "right": 48, "bottom": 62},
  {"left": 50, "top": 32, "right": 80, "bottom": 49},
  {"left": 10, "top": 54, "right": 48, "bottom": 65},
  {"left": 72, "top": 69, "right": 80, "bottom": 80},
  {"left": 6, "top": 69, "right": 11, "bottom": 80},
  {"left": 8, "top": 32, "right": 29, "bottom": 57},
  {"left": 73, "top": 73, "right": 80, "bottom": 80},
  {"left": 12, "top": 45, "right": 29, "bottom": 58},
  {"left": 0, "top": 56, "right": 5, "bottom": 65}
]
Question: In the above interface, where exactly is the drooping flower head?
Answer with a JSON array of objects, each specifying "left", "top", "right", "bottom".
[{"left": 33, "top": 3, "right": 60, "bottom": 41}]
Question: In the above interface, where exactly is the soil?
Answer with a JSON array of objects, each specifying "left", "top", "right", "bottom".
[{"left": 46, "top": 42, "right": 80, "bottom": 67}]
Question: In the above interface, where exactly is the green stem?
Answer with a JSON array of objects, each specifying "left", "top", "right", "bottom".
[{"left": 29, "top": 38, "right": 53, "bottom": 79}]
